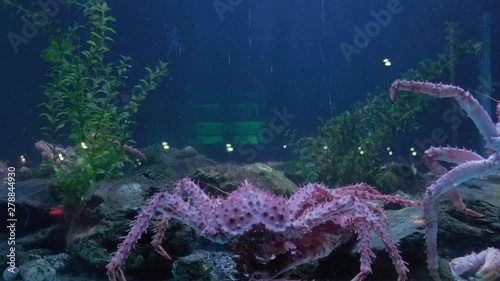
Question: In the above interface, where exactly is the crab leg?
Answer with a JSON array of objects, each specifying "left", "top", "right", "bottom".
[
  {"left": 354, "top": 201, "right": 409, "bottom": 281},
  {"left": 106, "top": 192, "right": 168, "bottom": 281},
  {"left": 424, "top": 155, "right": 499, "bottom": 281},
  {"left": 390, "top": 80, "right": 499, "bottom": 151},
  {"left": 366, "top": 218, "right": 408, "bottom": 281},
  {"left": 424, "top": 146, "right": 485, "bottom": 176},
  {"left": 424, "top": 146, "right": 485, "bottom": 217},
  {"left": 107, "top": 179, "right": 218, "bottom": 281},
  {"left": 290, "top": 194, "right": 418, "bottom": 281},
  {"left": 352, "top": 217, "right": 376, "bottom": 281}
]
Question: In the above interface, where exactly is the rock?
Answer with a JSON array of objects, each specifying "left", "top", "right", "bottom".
[
  {"left": 141, "top": 144, "right": 216, "bottom": 178},
  {"left": 18, "top": 258, "right": 56, "bottom": 281},
  {"left": 44, "top": 253, "right": 72, "bottom": 273},
  {"left": 0, "top": 177, "right": 66, "bottom": 268},
  {"left": 15, "top": 165, "right": 54, "bottom": 181},
  {"left": 2, "top": 266, "right": 18, "bottom": 281},
  {"left": 0, "top": 178, "right": 59, "bottom": 236},
  {"left": 172, "top": 252, "right": 212, "bottom": 281},
  {"left": 97, "top": 182, "right": 145, "bottom": 213},
  {"left": 176, "top": 146, "right": 198, "bottom": 159},
  {"left": 172, "top": 250, "right": 237, "bottom": 281},
  {"left": 0, "top": 227, "right": 60, "bottom": 269},
  {"left": 191, "top": 163, "right": 297, "bottom": 196},
  {"left": 436, "top": 178, "right": 500, "bottom": 257}
]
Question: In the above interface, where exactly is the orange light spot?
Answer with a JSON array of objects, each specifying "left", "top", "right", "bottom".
[
  {"left": 413, "top": 219, "right": 425, "bottom": 225},
  {"left": 49, "top": 205, "right": 64, "bottom": 216}
]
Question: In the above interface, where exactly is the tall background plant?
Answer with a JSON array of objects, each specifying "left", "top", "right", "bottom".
[
  {"left": 281, "top": 23, "right": 482, "bottom": 188},
  {"left": 25, "top": 0, "right": 168, "bottom": 204}
]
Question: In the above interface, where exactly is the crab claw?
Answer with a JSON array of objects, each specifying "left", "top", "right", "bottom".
[
  {"left": 154, "top": 244, "right": 172, "bottom": 260},
  {"left": 462, "top": 208, "right": 485, "bottom": 218},
  {"left": 389, "top": 80, "right": 401, "bottom": 103}
]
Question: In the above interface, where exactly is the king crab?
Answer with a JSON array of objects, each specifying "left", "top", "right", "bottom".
[
  {"left": 390, "top": 80, "right": 500, "bottom": 281},
  {"left": 449, "top": 247, "right": 500, "bottom": 281},
  {"left": 106, "top": 178, "right": 421, "bottom": 281}
]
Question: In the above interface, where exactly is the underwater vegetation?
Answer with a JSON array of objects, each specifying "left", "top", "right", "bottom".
[
  {"left": 5, "top": 0, "right": 168, "bottom": 204},
  {"left": 281, "top": 23, "right": 483, "bottom": 188}
]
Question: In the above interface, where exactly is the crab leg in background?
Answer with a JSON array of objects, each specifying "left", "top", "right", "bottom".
[{"left": 389, "top": 80, "right": 500, "bottom": 280}]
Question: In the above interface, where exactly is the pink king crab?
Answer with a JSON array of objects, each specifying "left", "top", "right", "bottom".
[
  {"left": 449, "top": 247, "right": 500, "bottom": 281},
  {"left": 390, "top": 80, "right": 500, "bottom": 281},
  {"left": 106, "top": 178, "right": 421, "bottom": 281}
]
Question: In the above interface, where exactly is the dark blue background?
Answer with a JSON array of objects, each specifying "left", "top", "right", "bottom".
[{"left": 0, "top": 0, "right": 498, "bottom": 166}]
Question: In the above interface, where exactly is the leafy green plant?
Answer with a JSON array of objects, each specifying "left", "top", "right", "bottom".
[
  {"left": 283, "top": 23, "right": 482, "bottom": 187},
  {"left": 33, "top": 0, "right": 168, "bottom": 204},
  {"left": 403, "top": 23, "right": 483, "bottom": 82}
]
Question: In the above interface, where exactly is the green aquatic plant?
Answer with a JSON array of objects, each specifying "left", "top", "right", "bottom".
[
  {"left": 403, "top": 22, "right": 483, "bottom": 82},
  {"left": 284, "top": 23, "right": 482, "bottom": 188},
  {"left": 31, "top": 0, "right": 168, "bottom": 204}
]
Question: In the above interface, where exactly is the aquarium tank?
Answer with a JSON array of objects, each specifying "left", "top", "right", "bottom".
[{"left": 0, "top": 1, "right": 499, "bottom": 281}]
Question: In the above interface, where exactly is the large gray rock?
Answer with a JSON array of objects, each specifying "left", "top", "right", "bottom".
[
  {"left": 0, "top": 178, "right": 58, "bottom": 235},
  {"left": 0, "top": 178, "right": 66, "bottom": 269},
  {"left": 437, "top": 178, "right": 500, "bottom": 255},
  {"left": 172, "top": 250, "right": 237, "bottom": 281},
  {"left": 19, "top": 258, "right": 56, "bottom": 281},
  {"left": 191, "top": 162, "right": 297, "bottom": 196},
  {"left": 141, "top": 144, "right": 217, "bottom": 178}
]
